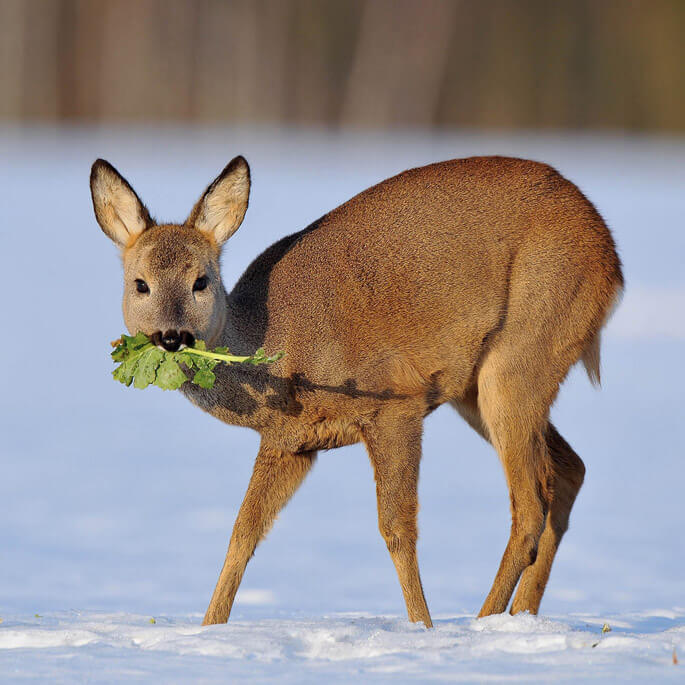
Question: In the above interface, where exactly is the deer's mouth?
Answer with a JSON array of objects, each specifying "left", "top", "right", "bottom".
[{"left": 150, "top": 330, "right": 196, "bottom": 352}]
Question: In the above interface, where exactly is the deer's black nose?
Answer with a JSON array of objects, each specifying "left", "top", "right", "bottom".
[{"left": 161, "top": 329, "right": 181, "bottom": 352}]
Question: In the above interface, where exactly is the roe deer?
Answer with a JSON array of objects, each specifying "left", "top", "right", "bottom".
[{"left": 90, "top": 155, "right": 623, "bottom": 627}]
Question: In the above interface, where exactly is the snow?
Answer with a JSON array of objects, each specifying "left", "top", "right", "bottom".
[
  {"left": 0, "top": 611, "right": 683, "bottom": 682},
  {"left": 0, "top": 127, "right": 683, "bottom": 682}
]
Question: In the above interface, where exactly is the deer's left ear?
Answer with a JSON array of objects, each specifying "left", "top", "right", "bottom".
[{"left": 188, "top": 156, "right": 250, "bottom": 246}]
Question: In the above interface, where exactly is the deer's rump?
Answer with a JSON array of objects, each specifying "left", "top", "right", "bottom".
[{"left": 231, "top": 156, "right": 622, "bottom": 399}]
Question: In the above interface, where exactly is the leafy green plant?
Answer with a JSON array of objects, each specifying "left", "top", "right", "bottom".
[{"left": 111, "top": 332, "right": 284, "bottom": 391}]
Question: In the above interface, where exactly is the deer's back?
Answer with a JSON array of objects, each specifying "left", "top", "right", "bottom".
[{"left": 229, "top": 157, "right": 621, "bottom": 405}]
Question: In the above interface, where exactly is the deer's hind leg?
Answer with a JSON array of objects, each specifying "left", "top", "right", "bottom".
[
  {"left": 451, "top": 392, "right": 585, "bottom": 616},
  {"left": 362, "top": 406, "right": 433, "bottom": 628},
  {"left": 510, "top": 424, "right": 585, "bottom": 615},
  {"left": 470, "top": 232, "right": 610, "bottom": 616},
  {"left": 474, "top": 346, "right": 561, "bottom": 617}
]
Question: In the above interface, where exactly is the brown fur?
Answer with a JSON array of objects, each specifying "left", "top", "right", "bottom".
[{"left": 91, "top": 155, "right": 623, "bottom": 627}]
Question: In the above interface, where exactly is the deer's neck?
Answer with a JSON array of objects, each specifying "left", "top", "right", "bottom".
[{"left": 180, "top": 290, "right": 284, "bottom": 431}]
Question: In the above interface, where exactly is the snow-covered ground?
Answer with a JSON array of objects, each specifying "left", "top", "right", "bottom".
[
  {"left": 0, "top": 610, "right": 682, "bottom": 683},
  {"left": 0, "top": 128, "right": 683, "bottom": 682}
]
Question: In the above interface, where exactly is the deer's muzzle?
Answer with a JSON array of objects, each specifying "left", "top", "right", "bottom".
[{"left": 152, "top": 329, "right": 195, "bottom": 352}]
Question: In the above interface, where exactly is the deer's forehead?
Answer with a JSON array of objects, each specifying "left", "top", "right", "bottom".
[{"left": 126, "top": 225, "right": 215, "bottom": 273}]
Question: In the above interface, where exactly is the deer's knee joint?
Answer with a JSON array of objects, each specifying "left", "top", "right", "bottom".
[
  {"left": 378, "top": 517, "right": 417, "bottom": 551},
  {"left": 384, "top": 533, "right": 402, "bottom": 553}
]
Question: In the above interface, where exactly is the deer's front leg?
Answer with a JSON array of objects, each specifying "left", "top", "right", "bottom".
[
  {"left": 363, "top": 407, "right": 433, "bottom": 628},
  {"left": 202, "top": 442, "right": 316, "bottom": 625}
]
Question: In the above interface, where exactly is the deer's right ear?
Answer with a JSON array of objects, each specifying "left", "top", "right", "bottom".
[{"left": 90, "top": 159, "right": 152, "bottom": 248}]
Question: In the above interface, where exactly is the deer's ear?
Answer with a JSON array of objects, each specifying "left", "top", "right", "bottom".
[
  {"left": 188, "top": 156, "right": 250, "bottom": 246},
  {"left": 90, "top": 159, "right": 152, "bottom": 248}
]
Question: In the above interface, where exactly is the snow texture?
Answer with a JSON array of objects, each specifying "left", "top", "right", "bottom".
[
  {"left": 0, "top": 611, "right": 683, "bottom": 683},
  {"left": 0, "top": 128, "right": 683, "bottom": 682}
]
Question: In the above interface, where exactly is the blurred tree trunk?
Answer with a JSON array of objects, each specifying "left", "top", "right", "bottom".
[
  {"left": 341, "top": 0, "right": 457, "bottom": 127},
  {"left": 0, "top": 0, "right": 683, "bottom": 131},
  {"left": 98, "top": 0, "right": 197, "bottom": 120},
  {"left": 0, "top": 0, "right": 26, "bottom": 119}
]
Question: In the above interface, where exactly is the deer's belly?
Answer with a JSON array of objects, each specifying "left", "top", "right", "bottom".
[{"left": 263, "top": 413, "right": 364, "bottom": 454}]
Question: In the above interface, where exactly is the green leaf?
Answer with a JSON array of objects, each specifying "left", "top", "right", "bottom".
[
  {"left": 111, "top": 343, "right": 128, "bottom": 362},
  {"left": 193, "top": 369, "right": 216, "bottom": 388},
  {"left": 110, "top": 332, "right": 284, "bottom": 391},
  {"left": 175, "top": 350, "right": 196, "bottom": 369},
  {"left": 133, "top": 348, "right": 164, "bottom": 389},
  {"left": 111, "top": 332, "right": 152, "bottom": 362},
  {"left": 123, "top": 332, "right": 150, "bottom": 352},
  {"left": 113, "top": 356, "right": 139, "bottom": 386},
  {"left": 154, "top": 359, "right": 188, "bottom": 390},
  {"left": 194, "top": 356, "right": 217, "bottom": 372}
]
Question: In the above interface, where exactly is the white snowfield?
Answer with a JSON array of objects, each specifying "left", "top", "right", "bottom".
[
  {"left": 0, "top": 128, "right": 683, "bottom": 682},
  {"left": 0, "top": 611, "right": 683, "bottom": 682}
]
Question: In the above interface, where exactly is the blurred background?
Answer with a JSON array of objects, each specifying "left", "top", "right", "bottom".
[
  {"left": 0, "top": 0, "right": 683, "bottom": 628},
  {"left": 1, "top": 0, "right": 683, "bottom": 131}
]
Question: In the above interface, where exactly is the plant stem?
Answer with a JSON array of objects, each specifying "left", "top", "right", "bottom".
[{"left": 184, "top": 347, "right": 252, "bottom": 364}]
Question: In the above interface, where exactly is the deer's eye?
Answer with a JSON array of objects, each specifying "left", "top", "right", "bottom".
[
  {"left": 193, "top": 276, "right": 208, "bottom": 292},
  {"left": 135, "top": 279, "right": 149, "bottom": 294}
]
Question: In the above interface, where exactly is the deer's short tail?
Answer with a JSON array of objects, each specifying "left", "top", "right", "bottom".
[
  {"left": 581, "top": 283, "right": 624, "bottom": 387},
  {"left": 581, "top": 332, "right": 602, "bottom": 386}
]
